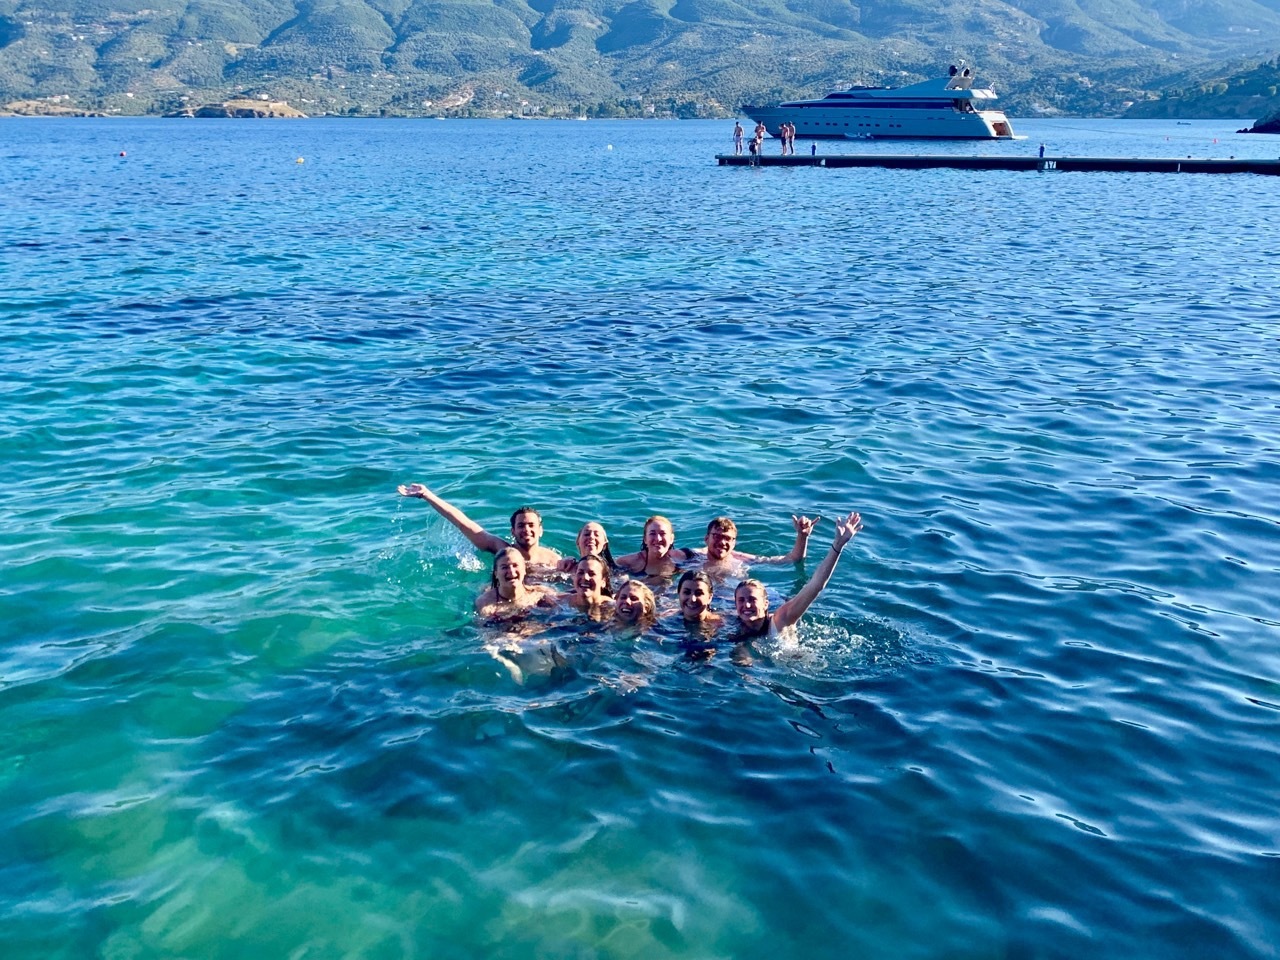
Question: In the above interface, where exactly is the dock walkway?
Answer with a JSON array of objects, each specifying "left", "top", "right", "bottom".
[{"left": 716, "top": 154, "right": 1280, "bottom": 175}]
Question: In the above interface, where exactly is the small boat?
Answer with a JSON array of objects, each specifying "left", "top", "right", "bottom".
[{"left": 743, "top": 62, "right": 1016, "bottom": 141}]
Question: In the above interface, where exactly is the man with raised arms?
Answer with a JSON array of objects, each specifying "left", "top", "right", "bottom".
[
  {"left": 694, "top": 514, "right": 820, "bottom": 579},
  {"left": 733, "top": 511, "right": 863, "bottom": 641},
  {"left": 397, "top": 482, "right": 562, "bottom": 570}
]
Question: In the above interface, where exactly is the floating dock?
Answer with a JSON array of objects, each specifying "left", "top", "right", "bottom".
[{"left": 716, "top": 154, "right": 1280, "bottom": 175}]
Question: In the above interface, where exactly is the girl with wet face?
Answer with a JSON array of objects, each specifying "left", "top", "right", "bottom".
[
  {"left": 616, "top": 515, "right": 696, "bottom": 578},
  {"left": 612, "top": 580, "right": 657, "bottom": 629},
  {"left": 556, "top": 522, "right": 617, "bottom": 573},
  {"left": 733, "top": 510, "right": 863, "bottom": 641},
  {"left": 675, "top": 570, "right": 722, "bottom": 628},
  {"left": 561, "top": 555, "right": 614, "bottom": 619},
  {"left": 475, "top": 547, "right": 558, "bottom": 619}
]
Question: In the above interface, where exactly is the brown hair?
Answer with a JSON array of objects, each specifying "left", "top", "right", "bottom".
[
  {"left": 509, "top": 506, "right": 541, "bottom": 529},
  {"left": 574, "top": 555, "right": 614, "bottom": 597},
  {"left": 706, "top": 516, "right": 737, "bottom": 537},
  {"left": 677, "top": 570, "right": 714, "bottom": 594}
]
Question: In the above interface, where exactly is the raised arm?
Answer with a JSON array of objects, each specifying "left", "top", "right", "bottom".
[
  {"left": 749, "top": 514, "right": 821, "bottom": 564},
  {"left": 772, "top": 512, "right": 861, "bottom": 631},
  {"left": 398, "top": 483, "right": 509, "bottom": 554}
]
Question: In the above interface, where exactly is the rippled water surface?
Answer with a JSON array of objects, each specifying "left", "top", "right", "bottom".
[{"left": 2, "top": 117, "right": 1278, "bottom": 958}]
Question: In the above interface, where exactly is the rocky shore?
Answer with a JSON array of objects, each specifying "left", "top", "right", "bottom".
[
  {"left": 164, "top": 100, "right": 306, "bottom": 119},
  {"left": 1238, "top": 108, "right": 1280, "bottom": 133},
  {"left": 1, "top": 100, "right": 104, "bottom": 117}
]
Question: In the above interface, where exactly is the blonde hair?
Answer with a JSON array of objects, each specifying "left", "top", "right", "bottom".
[
  {"left": 490, "top": 547, "right": 525, "bottom": 591},
  {"left": 640, "top": 515, "right": 675, "bottom": 553},
  {"left": 615, "top": 580, "right": 657, "bottom": 626}
]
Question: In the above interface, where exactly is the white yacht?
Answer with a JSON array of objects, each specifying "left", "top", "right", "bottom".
[{"left": 743, "top": 63, "right": 1016, "bottom": 140}]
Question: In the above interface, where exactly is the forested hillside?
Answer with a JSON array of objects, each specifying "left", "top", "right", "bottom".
[
  {"left": 1123, "top": 55, "right": 1280, "bottom": 117},
  {"left": 2, "top": 0, "right": 1280, "bottom": 116}
]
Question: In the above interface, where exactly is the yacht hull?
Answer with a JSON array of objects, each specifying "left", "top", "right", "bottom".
[
  {"left": 743, "top": 105, "right": 1014, "bottom": 140},
  {"left": 742, "top": 66, "right": 1017, "bottom": 141}
]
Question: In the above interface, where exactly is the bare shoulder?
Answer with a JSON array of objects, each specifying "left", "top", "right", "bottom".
[
  {"left": 614, "top": 551, "right": 645, "bottom": 572},
  {"left": 530, "top": 545, "right": 562, "bottom": 564},
  {"left": 475, "top": 587, "right": 500, "bottom": 614}
]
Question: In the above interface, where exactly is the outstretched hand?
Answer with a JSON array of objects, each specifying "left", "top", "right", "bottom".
[
  {"left": 833, "top": 511, "right": 863, "bottom": 551},
  {"left": 398, "top": 483, "right": 428, "bottom": 499},
  {"left": 791, "top": 514, "right": 821, "bottom": 537}
]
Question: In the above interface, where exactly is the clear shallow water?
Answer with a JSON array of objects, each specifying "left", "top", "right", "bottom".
[{"left": 2, "top": 117, "right": 1278, "bottom": 958}]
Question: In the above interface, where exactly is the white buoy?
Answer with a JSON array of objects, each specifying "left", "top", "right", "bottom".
[{"left": 606, "top": 144, "right": 613, "bottom": 151}]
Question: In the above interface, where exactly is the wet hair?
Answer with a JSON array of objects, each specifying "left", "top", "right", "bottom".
[
  {"left": 706, "top": 516, "right": 737, "bottom": 537},
  {"left": 615, "top": 580, "right": 657, "bottom": 626},
  {"left": 490, "top": 547, "right": 525, "bottom": 591},
  {"left": 509, "top": 506, "right": 542, "bottom": 529},
  {"left": 574, "top": 555, "right": 614, "bottom": 597},
  {"left": 677, "top": 570, "right": 713, "bottom": 594},
  {"left": 733, "top": 579, "right": 771, "bottom": 638},
  {"left": 576, "top": 523, "right": 617, "bottom": 570},
  {"left": 640, "top": 515, "right": 674, "bottom": 554}
]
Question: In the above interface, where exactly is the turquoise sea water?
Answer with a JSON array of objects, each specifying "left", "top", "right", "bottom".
[{"left": 3, "top": 117, "right": 1278, "bottom": 958}]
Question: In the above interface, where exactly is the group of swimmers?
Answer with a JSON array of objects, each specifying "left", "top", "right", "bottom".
[{"left": 397, "top": 482, "right": 862, "bottom": 656}]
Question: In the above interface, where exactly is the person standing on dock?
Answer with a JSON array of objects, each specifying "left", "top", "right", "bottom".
[
  {"left": 1039, "top": 143, "right": 1046, "bottom": 158},
  {"left": 733, "top": 122, "right": 744, "bottom": 155}
]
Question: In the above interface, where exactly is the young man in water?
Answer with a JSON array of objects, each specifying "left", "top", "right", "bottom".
[
  {"left": 692, "top": 514, "right": 821, "bottom": 579},
  {"left": 733, "top": 511, "right": 862, "bottom": 640},
  {"left": 397, "top": 482, "right": 562, "bottom": 570}
]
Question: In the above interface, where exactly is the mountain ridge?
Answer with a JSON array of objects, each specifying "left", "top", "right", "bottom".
[{"left": 2, "top": 0, "right": 1279, "bottom": 117}]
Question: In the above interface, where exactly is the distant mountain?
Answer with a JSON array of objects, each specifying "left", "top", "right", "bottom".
[
  {"left": 1123, "top": 55, "right": 1280, "bottom": 117},
  {"left": 2, "top": 0, "right": 1280, "bottom": 116}
]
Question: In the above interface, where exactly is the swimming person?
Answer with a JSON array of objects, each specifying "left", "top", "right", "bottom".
[
  {"left": 475, "top": 547, "right": 559, "bottom": 619},
  {"left": 695, "top": 514, "right": 820, "bottom": 578},
  {"left": 670, "top": 569, "right": 724, "bottom": 658},
  {"left": 556, "top": 522, "right": 616, "bottom": 573},
  {"left": 398, "top": 482, "right": 562, "bottom": 570},
  {"left": 615, "top": 515, "right": 696, "bottom": 578},
  {"left": 675, "top": 570, "right": 722, "bottom": 630},
  {"left": 613, "top": 580, "right": 657, "bottom": 629},
  {"left": 733, "top": 511, "right": 863, "bottom": 641},
  {"left": 560, "top": 555, "right": 614, "bottom": 619}
]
